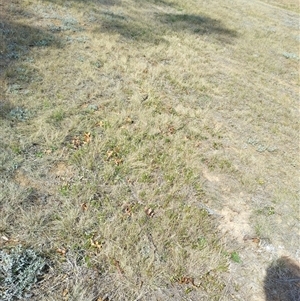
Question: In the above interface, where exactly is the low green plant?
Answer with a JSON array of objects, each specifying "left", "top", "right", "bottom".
[
  {"left": 0, "top": 246, "right": 48, "bottom": 301},
  {"left": 230, "top": 251, "right": 241, "bottom": 263}
]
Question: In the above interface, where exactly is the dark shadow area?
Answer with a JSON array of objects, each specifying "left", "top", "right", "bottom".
[
  {"left": 132, "top": 0, "right": 178, "bottom": 8},
  {"left": 158, "top": 13, "right": 238, "bottom": 42},
  {"left": 40, "top": 0, "right": 237, "bottom": 44},
  {"left": 0, "top": 18, "right": 61, "bottom": 75},
  {"left": 94, "top": 12, "right": 167, "bottom": 44},
  {"left": 0, "top": 3, "right": 62, "bottom": 119},
  {"left": 264, "top": 256, "right": 300, "bottom": 301},
  {"left": 95, "top": 0, "right": 121, "bottom": 5},
  {"left": 0, "top": 99, "right": 13, "bottom": 119},
  {"left": 93, "top": 11, "right": 237, "bottom": 44}
]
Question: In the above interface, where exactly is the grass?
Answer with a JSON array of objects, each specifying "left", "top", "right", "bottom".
[{"left": 0, "top": 0, "right": 299, "bottom": 300}]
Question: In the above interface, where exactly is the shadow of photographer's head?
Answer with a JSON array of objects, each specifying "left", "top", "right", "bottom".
[{"left": 264, "top": 256, "right": 300, "bottom": 301}]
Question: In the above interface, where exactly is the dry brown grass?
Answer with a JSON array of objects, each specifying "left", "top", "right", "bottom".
[{"left": 0, "top": 0, "right": 299, "bottom": 300}]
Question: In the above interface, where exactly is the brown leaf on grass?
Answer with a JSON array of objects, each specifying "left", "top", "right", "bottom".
[
  {"left": 97, "top": 297, "right": 109, "bottom": 301},
  {"left": 44, "top": 149, "right": 52, "bottom": 154},
  {"left": 71, "top": 133, "right": 91, "bottom": 149},
  {"left": 106, "top": 150, "right": 114, "bottom": 160},
  {"left": 56, "top": 247, "right": 66, "bottom": 256},
  {"left": 178, "top": 276, "right": 198, "bottom": 287},
  {"left": 95, "top": 121, "right": 103, "bottom": 127},
  {"left": 145, "top": 207, "right": 155, "bottom": 217},
  {"left": 252, "top": 237, "right": 260, "bottom": 244},
  {"left": 72, "top": 136, "right": 82, "bottom": 149},
  {"left": 122, "top": 204, "right": 132, "bottom": 217},
  {"left": 125, "top": 116, "right": 134, "bottom": 124},
  {"left": 106, "top": 147, "right": 123, "bottom": 165},
  {"left": 90, "top": 239, "right": 102, "bottom": 251},
  {"left": 83, "top": 132, "right": 91, "bottom": 144},
  {"left": 62, "top": 288, "right": 69, "bottom": 297},
  {"left": 81, "top": 202, "right": 88, "bottom": 211},
  {"left": 167, "top": 125, "right": 176, "bottom": 135},
  {"left": 114, "top": 158, "right": 123, "bottom": 165},
  {"left": 243, "top": 235, "right": 260, "bottom": 244}
]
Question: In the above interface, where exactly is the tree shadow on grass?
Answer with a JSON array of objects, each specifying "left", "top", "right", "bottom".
[
  {"left": 94, "top": 11, "right": 238, "bottom": 44},
  {"left": 158, "top": 13, "right": 238, "bottom": 43},
  {"left": 0, "top": 4, "right": 62, "bottom": 119},
  {"left": 264, "top": 256, "right": 300, "bottom": 301},
  {"left": 96, "top": 12, "right": 168, "bottom": 44},
  {"left": 39, "top": 0, "right": 237, "bottom": 44},
  {"left": 132, "top": 0, "right": 178, "bottom": 9},
  {"left": 0, "top": 18, "right": 61, "bottom": 75}
]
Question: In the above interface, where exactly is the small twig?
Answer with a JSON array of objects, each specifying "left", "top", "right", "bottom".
[
  {"left": 146, "top": 232, "right": 158, "bottom": 253},
  {"left": 195, "top": 202, "right": 221, "bottom": 217},
  {"left": 112, "top": 258, "right": 125, "bottom": 276}
]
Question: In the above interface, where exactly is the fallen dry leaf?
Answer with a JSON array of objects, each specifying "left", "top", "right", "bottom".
[
  {"left": 178, "top": 276, "right": 198, "bottom": 287},
  {"left": 122, "top": 203, "right": 133, "bottom": 217},
  {"left": 97, "top": 297, "right": 109, "bottom": 301},
  {"left": 57, "top": 247, "right": 67, "bottom": 256},
  {"left": 106, "top": 150, "right": 114, "bottom": 160},
  {"left": 90, "top": 239, "right": 102, "bottom": 251},
  {"left": 62, "top": 288, "right": 69, "bottom": 297},
  {"left": 179, "top": 276, "right": 194, "bottom": 284},
  {"left": 95, "top": 121, "right": 101, "bottom": 127},
  {"left": 251, "top": 237, "right": 260, "bottom": 244},
  {"left": 167, "top": 125, "right": 176, "bottom": 135},
  {"left": 44, "top": 149, "right": 52, "bottom": 154},
  {"left": 243, "top": 235, "right": 260, "bottom": 244},
  {"left": 114, "top": 158, "right": 123, "bottom": 165},
  {"left": 84, "top": 132, "right": 91, "bottom": 144},
  {"left": 81, "top": 202, "right": 88, "bottom": 211},
  {"left": 145, "top": 207, "right": 155, "bottom": 217},
  {"left": 72, "top": 137, "right": 82, "bottom": 149},
  {"left": 125, "top": 116, "right": 134, "bottom": 124}
]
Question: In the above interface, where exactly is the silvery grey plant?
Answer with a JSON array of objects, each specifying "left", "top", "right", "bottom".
[{"left": 0, "top": 246, "right": 48, "bottom": 301}]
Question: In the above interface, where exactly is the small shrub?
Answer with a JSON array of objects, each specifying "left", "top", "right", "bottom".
[{"left": 0, "top": 246, "right": 48, "bottom": 301}]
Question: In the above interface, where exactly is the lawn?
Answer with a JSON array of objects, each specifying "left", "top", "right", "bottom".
[{"left": 0, "top": 0, "right": 299, "bottom": 300}]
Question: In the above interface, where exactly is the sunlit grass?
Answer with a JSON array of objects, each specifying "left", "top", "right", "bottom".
[{"left": 0, "top": 0, "right": 299, "bottom": 300}]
